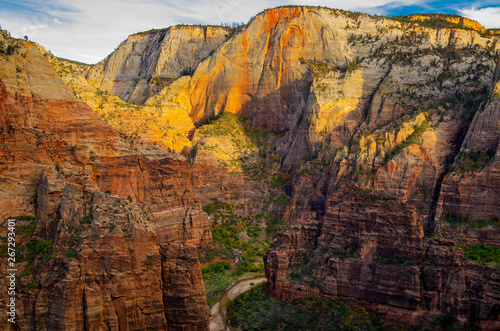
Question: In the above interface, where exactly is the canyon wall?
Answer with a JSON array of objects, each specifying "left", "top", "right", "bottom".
[
  {"left": 86, "top": 26, "right": 231, "bottom": 103},
  {"left": 72, "top": 7, "right": 500, "bottom": 327},
  {"left": 0, "top": 29, "right": 257, "bottom": 330},
  {"left": 2, "top": 5, "right": 500, "bottom": 329}
]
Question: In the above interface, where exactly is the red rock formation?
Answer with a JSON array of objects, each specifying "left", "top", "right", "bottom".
[
  {"left": 2, "top": 6, "right": 500, "bottom": 329},
  {"left": 161, "top": 243, "right": 209, "bottom": 330},
  {"left": 437, "top": 79, "right": 500, "bottom": 221},
  {"left": 0, "top": 30, "right": 256, "bottom": 330},
  {"left": 265, "top": 188, "right": 500, "bottom": 329}
]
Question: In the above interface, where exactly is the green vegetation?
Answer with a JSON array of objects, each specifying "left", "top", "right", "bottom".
[
  {"left": 440, "top": 214, "right": 500, "bottom": 229},
  {"left": 339, "top": 56, "right": 362, "bottom": 74},
  {"left": 227, "top": 283, "right": 471, "bottom": 330},
  {"left": 64, "top": 248, "right": 77, "bottom": 260},
  {"left": 455, "top": 243, "right": 500, "bottom": 268},
  {"left": 133, "top": 27, "right": 170, "bottom": 35},
  {"left": 391, "top": 14, "right": 485, "bottom": 34},
  {"left": 180, "top": 67, "right": 195, "bottom": 76},
  {"left": 300, "top": 56, "right": 362, "bottom": 76},
  {"left": 201, "top": 261, "right": 231, "bottom": 275},
  {"left": 21, "top": 239, "right": 53, "bottom": 264},
  {"left": 204, "top": 272, "right": 233, "bottom": 306},
  {"left": 451, "top": 150, "right": 495, "bottom": 174},
  {"left": 381, "top": 115, "right": 430, "bottom": 166},
  {"left": 0, "top": 41, "right": 20, "bottom": 55},
  {"left": 227, "top": 283, "right": 388, "bottom": 330},
  {"left": 56, "top": 57, "right": 92, "bottom": 66},
  {"left": 201, "top": 260, "right": 263, "bottom": 305},
  {"left": 203, "top": 200, "right": 234, "bottom": 216},
  {"left": 17, "top": 216, "right": 37, "bottom": 237},
  {"left": 299, "top": 57, "right": 332, "bottom": 77},
  {"left": 235, "top": 260, "right": 264, "bottom": 276},
  {"left": 195, "top": 111, "right": 227, "bottom": 128}
]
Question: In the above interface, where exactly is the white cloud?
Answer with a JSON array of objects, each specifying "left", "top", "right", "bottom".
[
  {"left": 458, "top": 6, "right": 500, "bottom": 29},
  {"left": 0, "top": 0, "right": 425, "bottom": 63}
]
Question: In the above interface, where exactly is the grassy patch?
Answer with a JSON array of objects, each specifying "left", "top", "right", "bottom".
[
  {"left": 456, "top": 243, "right": 500, "bottom": 267},
  {"left": 203, "top": 272, "right": 234, "bottom": 307},
  {"left": 451, "top": 150, "right": 495, "bottom": 174},
  {"left": 440, "top": 214, "right": 500, "bottom": 229}
]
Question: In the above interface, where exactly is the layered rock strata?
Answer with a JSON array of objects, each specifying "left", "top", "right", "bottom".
[
  {"left": 87, "top": 26, "right": 231, "bottom": 103},
  {"left": 265, "top": 189, "right": 499, "bottom": 328},
  {"left": 0, "top": 29, "right": 256, "bottom": 330}
]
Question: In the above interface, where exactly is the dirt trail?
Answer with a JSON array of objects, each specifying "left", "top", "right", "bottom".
[{"left": 209, "top": 277, "right": 266, "bottom": 331}]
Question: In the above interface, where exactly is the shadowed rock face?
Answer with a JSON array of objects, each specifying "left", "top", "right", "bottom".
[
  {"left": 437, "top": 78, "right": 500, "bottom": 221},
  {"left": 264, "top": 188, "right": 499, "bottom": 328}
]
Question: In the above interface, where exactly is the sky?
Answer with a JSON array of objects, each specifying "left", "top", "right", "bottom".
[{"left": 0, "top": 0, "right": 499, "bottom": 64}]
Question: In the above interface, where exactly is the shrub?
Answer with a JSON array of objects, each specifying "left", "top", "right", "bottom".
[
  {"left": 201, "top": 261, "right": 231, "bottom": 276},
  {"left": 23, "top": 239, "right": 53, "bottom": 264},
  {"left": 235, "top": 261, "right": 264, "bottom": 276},
  {"left": 456, "top": 243, "right": 500, "bottom": 266},
  {"left": 64, "top": 248, "right": 77, "bottom": 260},
  {"left": 440, "top": 214, "right": 500, "bottom": 228},
  {"left": 452, "top": 150, "right": 495, "bottom": 173},
  {"left": 227, "top": 283, "right": 383, "bottom": 330}
]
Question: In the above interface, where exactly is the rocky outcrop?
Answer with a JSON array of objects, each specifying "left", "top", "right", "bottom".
[
  {"left": 87, "top": 25, "right": 231, "bottom": 103},
  {"left": 6, "top": 171, "right": 209, "bottom": 330},
  {"left": 436, "top": 79, "right": 500, "bottom": 221},
  {"left": 264, "top": 188, "right": 500, "bottom": 328},
  {"left": 161, "top": 243, "right": 209, "bottom": 330}
]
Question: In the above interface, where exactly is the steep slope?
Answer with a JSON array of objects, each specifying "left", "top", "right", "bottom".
[
  {"left": 158, "top": 6, "right": 499, "bottom": 225},
  {"left": 86, "top": 25, "right": 231, "bottom": 103},
  {"left": 4, "top": 5, "right": 500, "bottom": 329},
  {"left": 39, "top": 48, "right": 195, "bottom": 153},
  {"left": 437, "top": 71, "right": 500, "bottom": 220},
  {"left": 134, "top": 6, "right": 500, "bottom": 328},
  {"left": 0, "top": 29, "right": 257, "bottom": 330}
]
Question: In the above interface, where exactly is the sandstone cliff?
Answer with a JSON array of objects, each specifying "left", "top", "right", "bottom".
[
  {"left": 0, "top": 28, "right": 258, "bottom": 330},
  {"left": 145, "top": 6, "right": 500, "bottom": 328},
  {"left": 54, "top": 6, "right": 499, "bottom": 327},
  {"left": 437, "top": 78, "right": 500, "bottom": 220},
  {"left": 2, "top": 5, "right": 500, "bottom": 329},
  {"left": 86, "top": 25, "right": 231, "bottom": 104}
]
